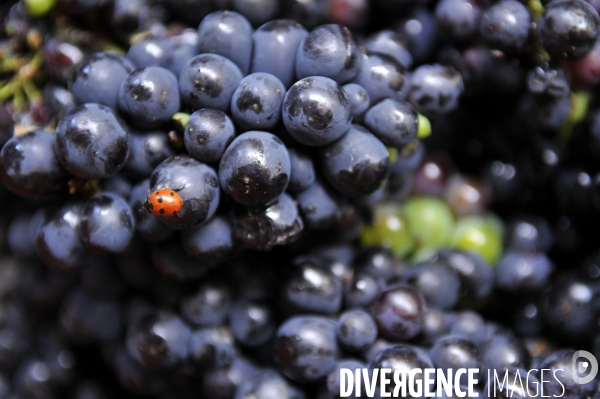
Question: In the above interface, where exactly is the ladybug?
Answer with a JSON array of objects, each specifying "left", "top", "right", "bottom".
[{"left": 144, "top": 189, "right": 183, "bottom": 217}]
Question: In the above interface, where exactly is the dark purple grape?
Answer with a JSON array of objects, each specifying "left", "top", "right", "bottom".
[
  {"left": 54, "top": 104, "right": 129, "bottom": 179},
  {"left": 372, "top": 285, "right": 426, "bottom": 340},
  {"left": 125, "top": 130, "right": 175, "bottom": 178},
  {"left": 230, "top": 72, "right": 286, "bottom": 131},
  {"left": 125, "top": 310, "right": 191, "bottom": 371},
  {"left": 364, "top": 98, "right": 418, "bottom": 148},
  {"left": 180, "top": 283, "right": 231, "bottom": 327},
  {"left": 436, "top": 249, "right": 494, "bottom": 299},
  {"left": 403, "top": 262, "right": 461, "bottom": 309},
  {"left": 420, "top": 308, "right": 454, "bottom": 345},
  {"left": 430, "top": 336, "right": 479, "bottom": 385},
  {"left": 351, "top": 53, "right": 408, "bottom": 103},
  {"left": 251, "top": 19, "right": 308, "bottom": 88},
  {"left": 479, "top": 335, "right": 528, "bottom": 377},
  {"left": 203, "top": 356, "right": 261, "bottom": 399},
  {"left": 180, "top": 215, "right": 234, "bottom": 265},
  {"left": 435, "top": 0, "right": 482, "bottom": 42},
  {"left": 8, "top": 210, "right": 44, "bottom": 258},
  {"left": 363, "top": 30, "right": 413, "bottom": 69},
  {"left": 480, "top": 0, "right": 531, "bottom": 54},
  {"left": 188, "top": 326, "right": 237, "bottom": 369},
  {"left": 538, "top": 350, "right": 597, "bottom": 398},
  {"left": 184, "top": 108, "right": 236, "bottom": 164},
  {"left": 287, "top": 148, "right": 316, "bottom": 193},
  {"left": 342, "top": 83, "right": 370, "bottom": 120},
  {"left": 282, "top": 76, "right": 352, "bottom": 146},
  {"left": 179, "top": 54, "right": 243, "bottom": 111},
  {"left": 219, "top": 131, "right": 290, "bottom": 206},
  {"left": 284, "top": 260, "right": 343, "bottom": 314},
  {"left": 118, "top": 66, "right": 180, "bottom": 129},
  {"left": 407, "top": 64, "right": 464, "bottom": 117},
  {"left": 505, "top": 215, "right": 554, "bottom": 252},
  {"left": 148, "top": 155, "right": 220, "bottom": 229},
  {"left": 35, "top": 203, "right": 89, "bottom": 270},
  {"left": 152, "top": 239, "right": 210, "bottom": 280},
  {"left": 198, "top": 10, "right": 253, "bottom": 75},
  {"left": 69, "top": 52, "right": 135, "bottom": 109},
  {"left": 336, "top": 309, "right": 377, "bottom": 351},
  {"left": 235, "top": 369, "right": 305, "bottom": 399},
  {"left": 538, "top": 0, "right": 600, "bottom": 59},
  {"left": 320, "top": 124, "right": 391, "bottom": 197},
  {"left": 450, "top": 311, "right": 487, "bottom": 345},
  {"left": 395, "top": 7, "right": 438, "bottom": 64},
  {"left": 295, "top": 24, "right": 362, "bottom": 83},
  {"left": 295, "top": 179, "right": 342, "bottom": 229},
  {"left": 126, "top": 36, "right": 170, "bottom": 67},
  {"left": 229, "top": 300, "right": 275, "bottom": 347},
  {"left": 231, "top": 192, "right": 303, "bottom": 250},
  {"left": 0, "top": 130, "right": 69, "bottom": 200},
  {"left": 344, "top": 272, "right": 382, "bottom": 308},
  {"left": 369, "top": 344, "right": 434, "bottom": 397},
  {"left": 161, "top": 31, "right": 199, "bottom": 77},
  {"left": 274, "top": 315, "right": 339, "bottom": 383},
  {"left": 103, "top": 174, "right": 133, "bottom": 199},
  {"left": 78, "top": 193, "right": 135, "bottom": 254},
  {"left": 495, "top": 251, "right": 552, "bottom": 292}
]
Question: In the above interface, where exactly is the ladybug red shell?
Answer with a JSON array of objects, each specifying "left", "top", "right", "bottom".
[{"left": 145, "top": 189, "right": 183, "bottom": 217}]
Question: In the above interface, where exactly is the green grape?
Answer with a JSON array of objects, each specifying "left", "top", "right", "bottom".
[
  {"left": 23, "top": 0, "right": 57, "bottom": 16},
  {"left": 452, "top": 214, "right": 504, "bottom": 265},
  {"left": 417, "top": 113, "right": 432, "bottom": 139},
  {"left": 361, "top": 202, "right": 414, "bottom": 258},
  {"left": 403, "top": 196, "right": 455, "bottom": 251}
]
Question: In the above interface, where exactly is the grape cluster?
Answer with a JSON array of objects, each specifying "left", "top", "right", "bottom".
[{"left": 0, "top": 0, "right": 600, "bottom": 398}]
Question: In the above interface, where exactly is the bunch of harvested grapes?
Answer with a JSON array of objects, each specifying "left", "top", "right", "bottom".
[{"left": 0, "top": 0, "right": 600, "bottom": 397}]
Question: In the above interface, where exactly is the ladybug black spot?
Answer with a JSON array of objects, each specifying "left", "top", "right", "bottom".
[
  {"left": 172, "top": 211, "right": 177, "bottom": 215},
  {"left": 170, "top": 192, "right": 174, "bottom": 196},
  {"left": 159, "top": 208, "right": 165, "bottom": 214}
]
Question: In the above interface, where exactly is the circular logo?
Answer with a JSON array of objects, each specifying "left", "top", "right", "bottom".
[{"left": 572, "top": 350, "right": 598, "bottom": 385}]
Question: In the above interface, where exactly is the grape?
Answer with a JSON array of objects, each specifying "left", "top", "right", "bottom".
[
  {"left": 0, "top": 130, "right": 70, "bottom": 200},
  {"left": 184, "top": 108, "right": 236, "bottom": 164},
  {"left": 480, "top": 0, "right": 530, "bottom": 54},
  {"left": 404, "top": 196, "right": 455, "bottom": 251},
  {"left": 127, "top": 37, "right": 170, "bottom": 68},
  {"left": 180, "top": 215, "right": 234, "bottom": 265},
  {"left": 363, "top": 98, "right": 418, "bottom": 148},
  {"left": 251, "top": 20, "right": 308, "bottom": 88},
  {"left": 295, "top": 24, "right": 362, "bottom": 83},
  {"left": 452, "top": 214, "right": 504, "bottom": 264},
  {"left": 274, "top": 316, "right": 339, "bottom": 383},
  {"left": 78, "top": 193, "right": 135, "bottom": 254},
  {"left": 361, "top": 202, "right": 415, "bottom": 258},
  {"left": 129, "top": 179, "right": 175, "bottom": 242},
  {"left": 320, "top": 124, "right": 390, "bottom": 197},
  {"left": 372, "top": 285, "right": 426, "bottom": 340},
  {"left": 538, "top": 0, "right": 600, "bottom": 59},
  {"left": 342, "top": 83, "right": 370, "bottom": 119},
  {"left": 69, "top": 52, "right": 135, "bottom": 110},
  {"left": 336, "top": 309, "right": 377, "bottom": 351},
  {"left": 118, "top": 66, "right": 181, "bottom": 129},
  {"left": 179, "top": 54, "right": 243, "bottom": 111},
  {"left": 125, "top": 130, "right": 176, "bottom": 178},
  {"left": 231, "top": 192, "right": 303, "bottom": 250},
  {"left": 219, "top": 131, "right": 291, "bottom": 206},
  {"left": 407, "top": 64, "right": 464, "bottom": 117},
  {"left": 435, "top": 0, "right": 482, "bottom": 42},
  {"left": 55, "top": 104, "right": 129, "bottom": 179},
  {"left": 188, "top": 327, "right": 237, "bottom": 369},
  {"left": 284, "top": 260, "right": 343, "bottom": 314},
  {"left": 295, "top": 179, "right": 342, "bottom": 230},
  {"left": 230, "top": 72, "right": 286, "bottom": 131},
  {"left": 351, "top": 53, "right": 408, "bottom": 103},
  {"left": 282, "top": 76, "right": 352, "bottom": 146},
  {"left": 198, "top": 11, "right": 253, "bottom": 75},
  {"left": 287, "top": 148, "right": 316, "bottom": 193},
  {"left": 363, "top": 30, "right": 413, "bottom": 69},
  {"left": 35, "top": 203, "right": 89, "bottom": 270}
]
